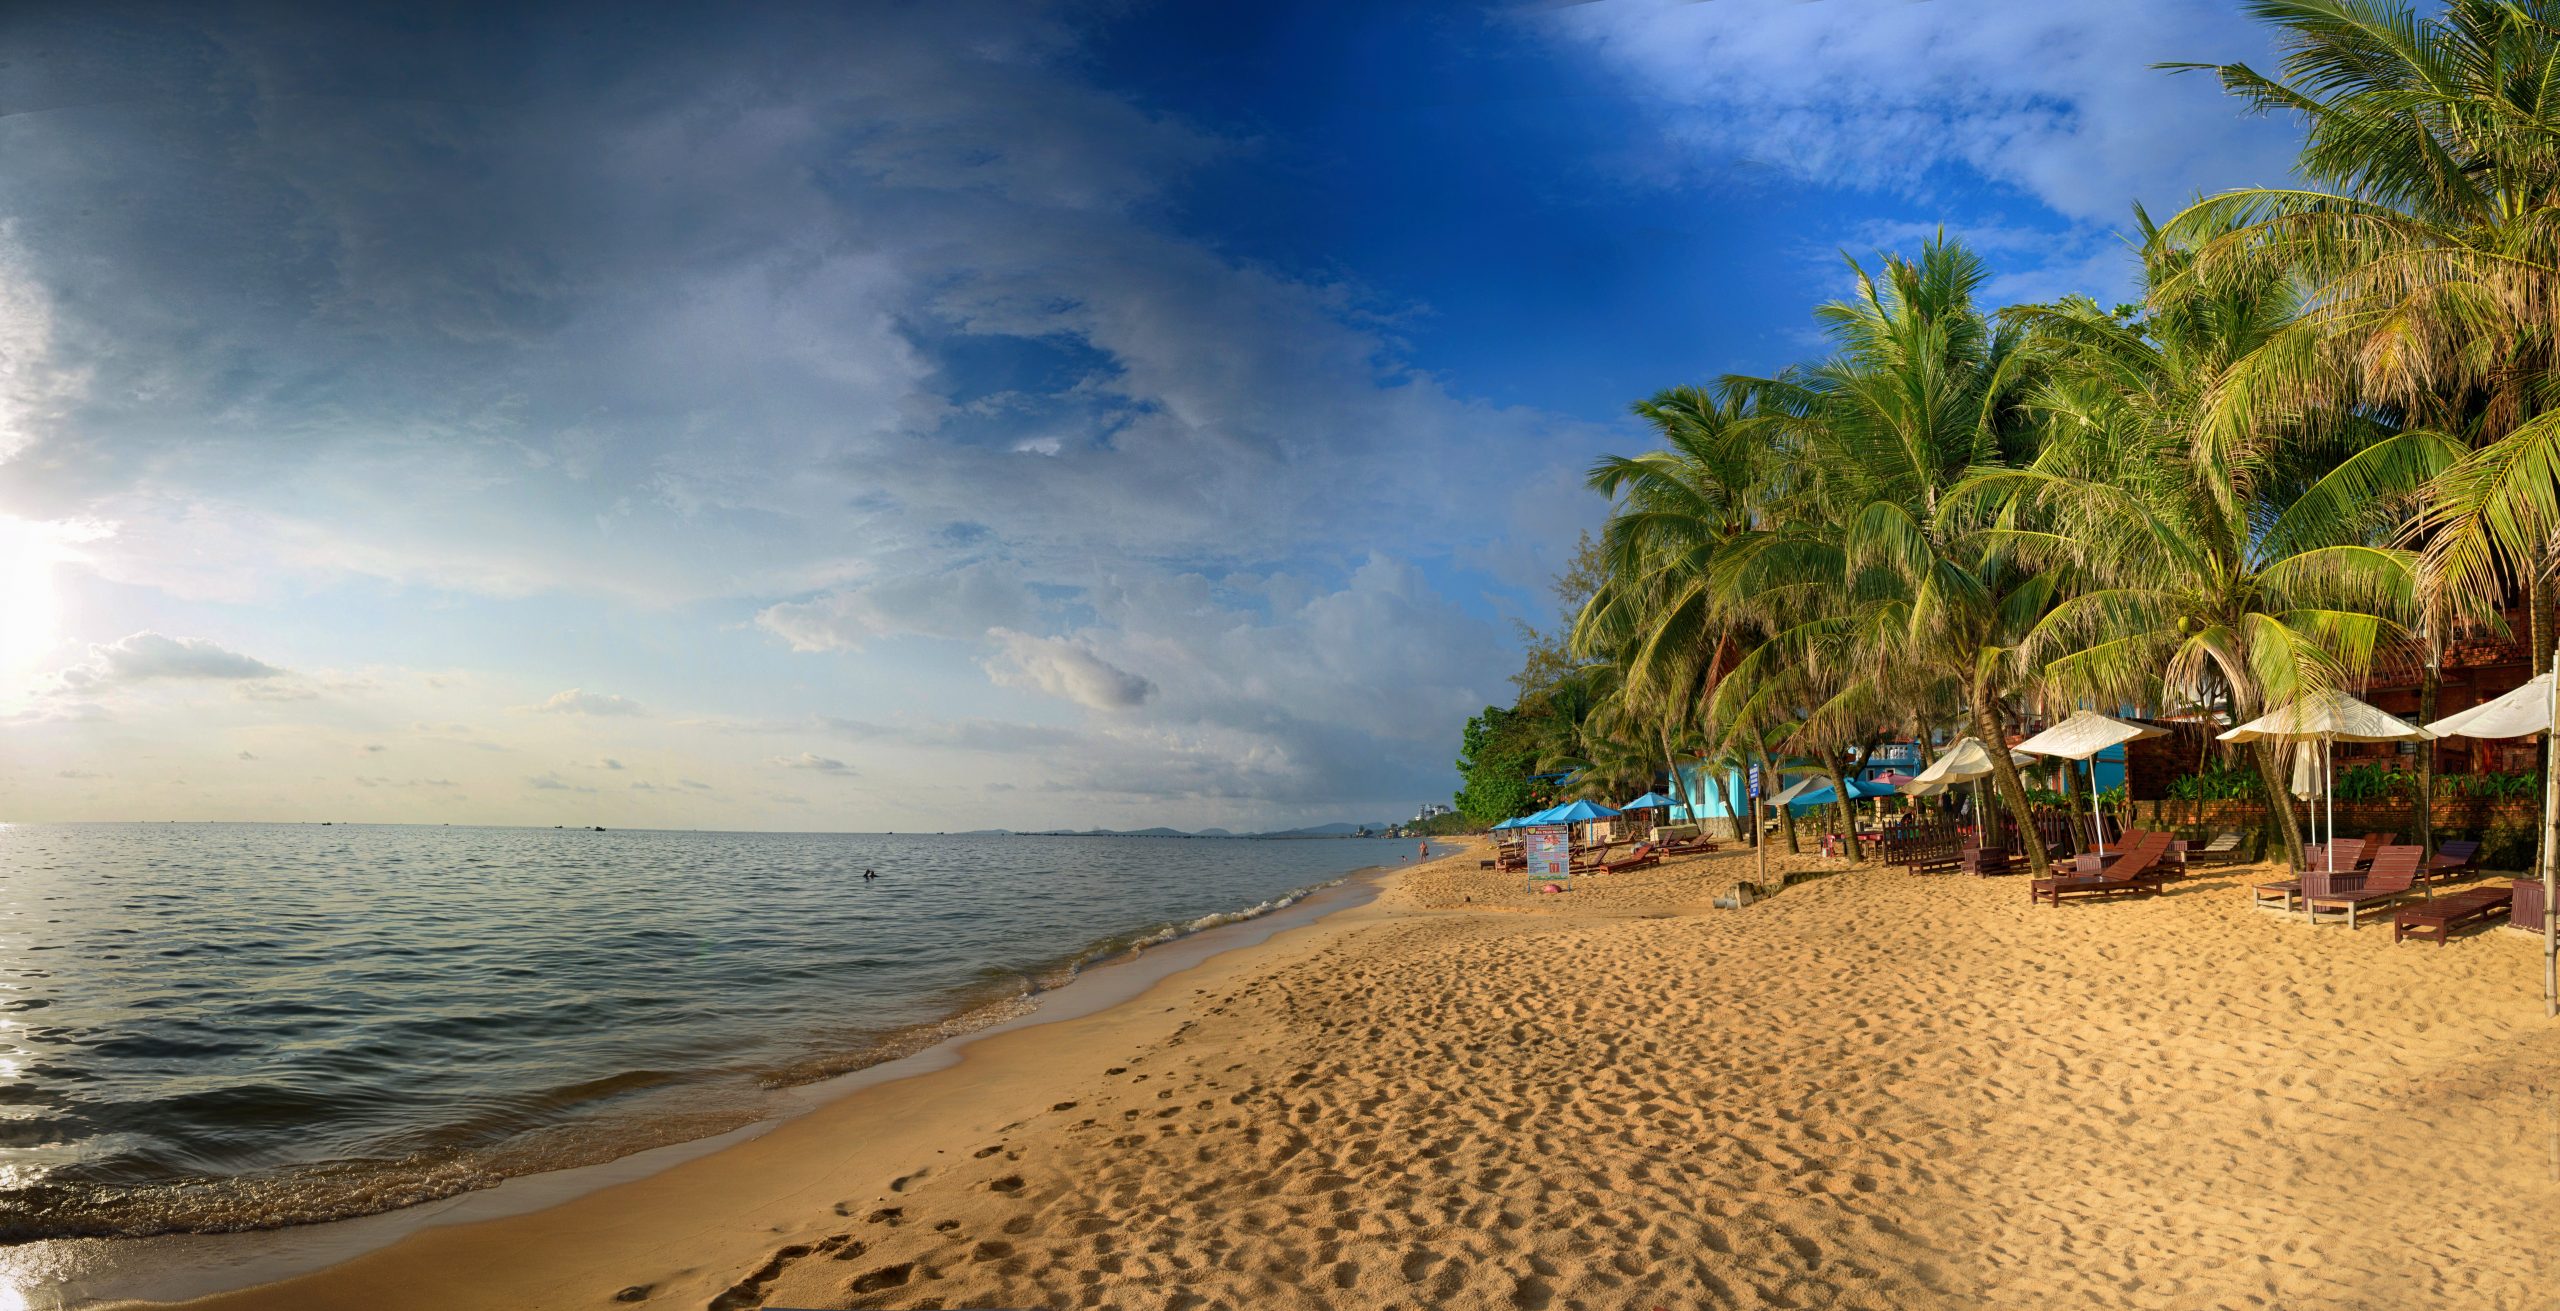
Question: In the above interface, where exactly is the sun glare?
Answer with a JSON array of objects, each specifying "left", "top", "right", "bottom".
[{"left": 0, "top": 516, "right": 70, "bottom": 678}]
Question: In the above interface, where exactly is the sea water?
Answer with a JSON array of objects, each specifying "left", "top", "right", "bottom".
[{"left": 0, "top": 823, "right": 1421, "bottom": 1241}]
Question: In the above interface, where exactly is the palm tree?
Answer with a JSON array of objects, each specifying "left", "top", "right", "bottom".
[
  {"left": 2165, "top": 0, "right": 2560, "bottom": 662},
  {"left": 1966, "top": 211, "right": 2459, "bottom": 866},
  {"left": 1575, "top": 384, "right": 1771, "bottom": 842},
  {"left": 1716, "top": 237, "right": 2065, "bottom": 874}
]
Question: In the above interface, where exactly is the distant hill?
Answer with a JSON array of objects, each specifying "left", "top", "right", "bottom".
[
  {"left": 954, "top": 828, "right": 1015, "bottom": 836},
  {"left": 1193, "top": 827, "right": 1233, "bottom": 837},
  {"left": 1253, "top": 821, "right": 1386, "bottom": 838}
]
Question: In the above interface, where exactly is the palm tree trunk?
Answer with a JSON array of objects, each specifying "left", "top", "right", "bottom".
[
  {"left": 1820, "top": 757, "right": 1864, "bottom": 861},
  {"left": 1760, "top": 749, "right": 1799, "bottom": 853},
  {"left": 1970, "top": 689, "right": 2050, "bottom": 878},
  {"left": 1721, "top": 762, "right": 1749, "bottom": 845},
  {"left": 2538, "top": 574, "right": 2555, "bottom": 676},
  {"left": 2418, "top": 631, "right": 2441, "bottom": 863},
  {"left": 2251, "top": 739, "right": 2304, "bottom": 868},
  {"left": 1659, "top": 722, "right": 1693, "bottom": 837},
  {"left": 2060, "top": 749, "right": 2086, "bottom": 848}
]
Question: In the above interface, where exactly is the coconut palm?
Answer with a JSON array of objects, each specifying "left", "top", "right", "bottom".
[
  {"left": 1713, "top": 237, "right": 2065, "bottom": 874},
  {"left": 1965, "top": 211, "right": 2461, "bottom": 864},
  {"left": 1573, "top": 383, "right": 1773, "bottom": 840},
  {"left": 2164, "top": 0, "right": 2560, "bottom": 661}
]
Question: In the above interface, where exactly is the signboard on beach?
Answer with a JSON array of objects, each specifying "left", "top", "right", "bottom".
[{"left": 1526, "top": 825, "right": 1570, "bottom": 887}]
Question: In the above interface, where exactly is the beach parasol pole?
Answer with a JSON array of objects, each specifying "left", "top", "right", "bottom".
[{"left": 2088, "top": 756, "right": 2106, "bottom": 857}]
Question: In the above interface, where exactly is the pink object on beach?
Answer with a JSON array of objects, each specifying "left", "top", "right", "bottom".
[{"left": 1542, "top": 882, "right": 1563, "bottom": 895}]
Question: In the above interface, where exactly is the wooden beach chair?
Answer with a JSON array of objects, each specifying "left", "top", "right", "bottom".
[
  {"left": 1960, "top": 845, "right": 2018, "bottom": 877},
  {"left": 2169, "top": 831, "right": 2244, "bottom": 870},
  {"left": 2302, "top": 846, "right": 2426, "bottom": 928},
  {"left": 2393, "top": 884, "right": 2512, "bottom": 945},
  {"left": 1594, "top": 843, "right": 1658, "bottom": 873},
  {"left": 2312, "top": 832, "right": 2393, "bottom": 871},
  {"left": 2428, "top": 839, "right": 2482, "bottom": 877},
  {"left": 2255, "top": 840, "right": 2361, "bottom": 912},
  {"left": 1662, "top": 834, "right": 1721, "bottom": 856},
  {"left": 2031, "top": 832, "right": 2170, "bottom": 906}
]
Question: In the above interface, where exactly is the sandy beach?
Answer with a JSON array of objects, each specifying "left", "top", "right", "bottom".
[{"left": 157, "top": 837, "right": 2560, "bottom": 1311}]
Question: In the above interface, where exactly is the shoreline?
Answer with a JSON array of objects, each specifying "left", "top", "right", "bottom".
[{"left": 19, "top": 844, "right": 1439, "bottom": 1310}]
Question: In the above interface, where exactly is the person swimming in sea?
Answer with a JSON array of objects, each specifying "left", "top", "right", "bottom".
[{"left": 863, "top": 868, "right": 877, "bottom": 881}]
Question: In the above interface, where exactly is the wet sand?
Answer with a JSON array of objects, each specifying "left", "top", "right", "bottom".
[{"left": 136, "top": 839, "right": 2560, "bottom": 1309}]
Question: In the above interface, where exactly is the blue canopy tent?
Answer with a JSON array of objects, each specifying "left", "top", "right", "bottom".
[
  {"left": 1539, "top": 799, "right": 1620, "bottom": 824},
  {"left": 1620, "top": 791, "right": 1678, "bottom": 811}
]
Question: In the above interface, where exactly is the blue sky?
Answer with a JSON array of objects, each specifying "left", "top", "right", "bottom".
[{"left": 0, "top": 1, "right": 2299, "bottom": 830}]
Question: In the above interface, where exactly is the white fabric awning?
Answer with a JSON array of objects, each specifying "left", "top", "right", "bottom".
[
  {"left": 2425, "top": 672, "right": 2554, "bottom": 740},
  {"left": 2218, "top": 689, "right": 2432, "bottom": 743},
  {"left": 2014, "top": 710, "right": 2170, "bottom": 761}
]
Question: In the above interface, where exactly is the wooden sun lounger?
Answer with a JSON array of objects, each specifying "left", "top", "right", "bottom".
[
  {"left": 2428, "top": 840, "right": 2482, "bottom": 877},
  {"left": 1594, "top": 843, "right": 1658, "bottom": 873},
  {"left": 2393, "top": 884, "right": 2512, "bottom": 944},
  {"left": 2031, "top": 832, "right": 2170, "bottom": 906},
  {"left": 2254, "top": 840, "right": 2360, "bottom": 911},
  {"left": 1961, "top": 846, "right": 2018, "bottom": 877},
  {"left": 2170, "top": 831, "right": 2244, "bottom": 870},
  {"left": 2302, "top": 846, "right": 2426, "bottom": 928},
  {"left": 1662, "top": 836, "right": 1720, "bottom": 856}
]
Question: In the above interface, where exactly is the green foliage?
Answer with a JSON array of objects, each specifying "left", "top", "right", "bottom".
[
  {"left": 2330, "top": 762, "right": 2417, "bottom": 802},
  {"left": 1453, "top": 706, "right": 1542, "bottom": 826},
  {"left": 2444, "top": 771, "right": 2540, "bottom": 801},
  {"left": 2167, "top": 764, "right": 2265, "bottom": 802},
  {"left": 1409, "top": 810, "right": 1477, "bottom": 837}
]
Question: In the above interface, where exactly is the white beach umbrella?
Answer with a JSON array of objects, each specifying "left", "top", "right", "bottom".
[
  {"left": 2289, "top": 742, "right": 2320, "bottom": 801},
  {"left": 2424, "top": 668, "right": 2560, "bottom": 1019},
  {"left": 1899, "top": 736, "right": 2035, "bottom": 844},
  {"left": 2425, "top": 671, "right": 2555, "bottom": 739},
  {"left": 1898, "top": 736, "right": 2033, "bottom": 791},
  {"left": 2014, "top": 711, "right": 2167, "bottom": 856},
  {"left": 2220, "top": 690, "right": 2431, "bottom": 897}
]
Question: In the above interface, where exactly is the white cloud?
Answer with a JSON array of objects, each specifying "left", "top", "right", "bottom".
[
  {"left": 1536, "top": 1, "right": 2294, "bottom": 224},
  {"left": 772, "top": 752, "right": 856, "bottom": 776},
  {"left": 528, "top": 688, "right": 645, "bottom": 716},
  {"left": 55, "top": 631, "right": 285, "bottom": 690},
  {"left": 757, "top": 560, "right": 1037, "bottom": 652},
  {"left": 982, "top": 628, "right": 1156, "bottom": 711}
]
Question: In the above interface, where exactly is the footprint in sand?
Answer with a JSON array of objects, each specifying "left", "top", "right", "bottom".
[
  {"left": 846, "top": 1262, "right": 914, "bottom": 1294},
  {"left": 988, "top": 1174, "right": 1025, "bottom": 1193}
]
